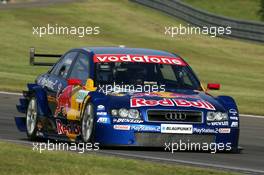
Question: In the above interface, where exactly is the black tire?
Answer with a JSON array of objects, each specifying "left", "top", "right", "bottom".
[
  {"left": 26, "top": 97, "right": 39, "bottom": 141},
  {"left": 230, "top": 147, "right": 243, "bottom": 154},
  {"left": 81, "top": 103, "right": 95, "bottom": 143}
]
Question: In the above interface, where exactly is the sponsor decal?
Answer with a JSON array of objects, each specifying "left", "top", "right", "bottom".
[
  {"left": 230, "top": 116, "right": 238, "bottom": 120},
  {"left": 96, "top": 112, "right": 107, "bottom": 116},
  {"left": 132, "top": 92, "right": 198, "bottom": 99},
  {"left": 54, "top": 86, "right": 74, "bottom": 118},
  {"left": 38, "top": 76, "right": 60, "bottom": 91},
  {"left": 131, "top": 98, "right": 215, "bottom": 110},
  {"left": 113, "top": 118, "right": 144, "bottom": 123},
  {"left": 161, "top": 124, "right": 193, "bottom": 134},
  {"left": 131, "top": 98, "right": 174, "bottom": 107},
  {"left": 218, "top": 128, "right": 231, "bottom": 134},
  {"left": 231, "top": 121, "right": 238, "bottom": 127},
  {"left": 56, "top": 120, "right": 80, "bottom": 135},
  {"left": 97, "top": 105, "right": 105, "bottom": 111},
  {"left": 207, "top": 121, "right": 229, "bottom": 126},
  {"left": 93, "top": 54, "right": 187, "bottom": 66},
  {"left": 113, "top": 125, "right": 130, "bottom": 130},
  {"left": 97, "top": 117, "right": 109, "bottom": 124},
  {"left": 193, "top": 128, "right": 217, "bottom": 134},
  {"left": 173, "top": 99, "right": 215, "bottom": 110},
  {"left": 76, "top": 90, "right": 89, "bottom": 103},
  {"left": 131, "top": 125, "right": 161, "bottom": 132},
  {"left": 229, "top": 109, "right": 238, "bottom": 115}
]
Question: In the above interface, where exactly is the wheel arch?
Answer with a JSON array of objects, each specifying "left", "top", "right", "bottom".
[
  {"left": 27, "top": 83, "right": 51, "bottom": 117},
  {"left": 216, "top": 95, "right": 239, "bottom": 114}
]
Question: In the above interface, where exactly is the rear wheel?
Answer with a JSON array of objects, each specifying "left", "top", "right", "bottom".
[
  {"left": 81, "top": 103, "right": 95, "bottom": 143},
  {"left": 26, "top": 97, "right": 38, "bottom": 140}
]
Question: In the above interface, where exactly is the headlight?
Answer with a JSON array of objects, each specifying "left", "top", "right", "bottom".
[
  {"left": 118, "top": 108, "right": 129, "bottom": 118},
  {"left": 207, "top": 112, "right": 228, "bottom": 121},
  {"left": 111, "top": 109, "right": 118, "bottom": 116},
  {"left": 128, "top": 109, "right": 140, "bottom": 119},
  {"left": 111, "top": 108, "right": 140, "bottom": 119}
]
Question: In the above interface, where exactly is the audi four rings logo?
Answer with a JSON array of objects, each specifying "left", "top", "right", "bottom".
[{"left": 165, "top": 112, "right": 187, "bottom": 120}]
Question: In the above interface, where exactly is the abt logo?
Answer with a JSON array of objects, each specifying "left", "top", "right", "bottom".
[{"left": 130, "top": 98, "right": 215, "bottom": 110}]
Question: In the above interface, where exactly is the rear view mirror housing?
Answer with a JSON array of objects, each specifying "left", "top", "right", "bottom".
[
  {"left": 207, "top": 83, "right": 220, "bottom": 90},
  {"left": 67, "top": 78, "right": 82, "bottom": 86}
]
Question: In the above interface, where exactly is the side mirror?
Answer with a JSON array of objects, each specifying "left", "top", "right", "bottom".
[
  {"left": 207, "top": 83, "right": 220, "bottom": 90},
  {"left": 67, "top": 78, "right": 82, "bottom": 86}
]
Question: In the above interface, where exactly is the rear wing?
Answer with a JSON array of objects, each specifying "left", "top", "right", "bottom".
[{"left": 29, "top": 47, "right": 62, "bottom": 66}]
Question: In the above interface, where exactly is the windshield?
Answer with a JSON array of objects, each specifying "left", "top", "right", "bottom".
[{"left": 95, "top": 62, "right": 201, "bottom": 90}]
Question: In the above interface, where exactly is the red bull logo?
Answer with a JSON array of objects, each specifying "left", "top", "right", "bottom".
[
  {"left": 130, "top": 98, "right": 215, "bottom": 110},
  {"left": 54, "top": 86, "right": 73, "bottom": 117}
]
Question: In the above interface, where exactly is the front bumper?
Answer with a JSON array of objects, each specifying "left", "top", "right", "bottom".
[
  {"left": 134, "top": 133, "right": 214, "bottom": 147},
  {"left": 94, "top": 121, "right": 239, "bottom": 150}
]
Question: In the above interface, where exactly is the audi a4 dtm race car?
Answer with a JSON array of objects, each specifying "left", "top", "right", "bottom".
[{"left": 15, "top": 47, "right": 240, "bottom": 152}]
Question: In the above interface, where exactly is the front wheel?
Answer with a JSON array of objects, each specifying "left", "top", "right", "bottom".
[
  {"left": 81, "top": 103, "right": 95, "bottom": 143},
  {"left": 26, "top": 97, "right": 38, "bottom": 140}
]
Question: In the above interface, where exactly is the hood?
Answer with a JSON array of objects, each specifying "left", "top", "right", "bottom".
[{"left": 93, "top": 90, "right": 226, "bottom": 112}]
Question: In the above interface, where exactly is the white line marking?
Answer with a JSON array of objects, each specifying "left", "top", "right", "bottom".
[
  {"left": 100, "top": 150, "right": 264, "bottom": 174},
  {"left": 240, "top": 114, "right": 264, "bottom": 119},
  {"left": 0, "top": 138, "right": 30, "bottom": 145},
  {"left": 1, "top": 91, "right": 264, "bottom": 119},
  {"left": 0, "top": 91, "right": 22, "bottom": 96}
]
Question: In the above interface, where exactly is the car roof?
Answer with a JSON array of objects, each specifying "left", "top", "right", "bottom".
[{"left": 82, "top": 47, "right": 179, "bottom": 57}]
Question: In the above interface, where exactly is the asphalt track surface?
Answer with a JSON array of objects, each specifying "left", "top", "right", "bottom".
[{"left": 0, "top": 92, "right": 264, "bottom": 174}]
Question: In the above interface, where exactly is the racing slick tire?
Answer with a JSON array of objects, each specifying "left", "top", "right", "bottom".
[
  {"left": 26, "top": 97, "right": 39, "bottom": 141},
  {"left": 230, "top": 146, "right": 243, "bottom": 154},
  {"left": 81, "top": 103, "right": 95, "bottom": 143}
]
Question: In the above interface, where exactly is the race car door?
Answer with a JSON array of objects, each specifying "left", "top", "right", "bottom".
[
  {"left": 55, "top": 51, "right": 90, "bottom": 120},
  {"left": 45, "top": 51, "right": 79, "bottom": 116}
]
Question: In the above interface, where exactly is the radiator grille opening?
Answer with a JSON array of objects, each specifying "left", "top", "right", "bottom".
[
  {"left": 135, "top": 133, "right": 215, "bottom": 147},
  {"left": 147, "top": 110, "right": 203, "bottom": 123}
]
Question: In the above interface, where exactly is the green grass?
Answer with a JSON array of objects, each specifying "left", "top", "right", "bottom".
[
  {"left": 8, "top": 0, "right": 37, "bottom": 3},
  {"left": 0, "top": 142, "right": 239, "bottom": 175},
  {"left": 0, "top": 0, "right": 264, "bottom": 115},
  {"left": 183, "top": 0, "right": 263, "bottom": 22}
]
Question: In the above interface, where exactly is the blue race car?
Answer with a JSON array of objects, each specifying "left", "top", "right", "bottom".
[{"left": 15, "top": 46, "right": 240, "bottom": 152}]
